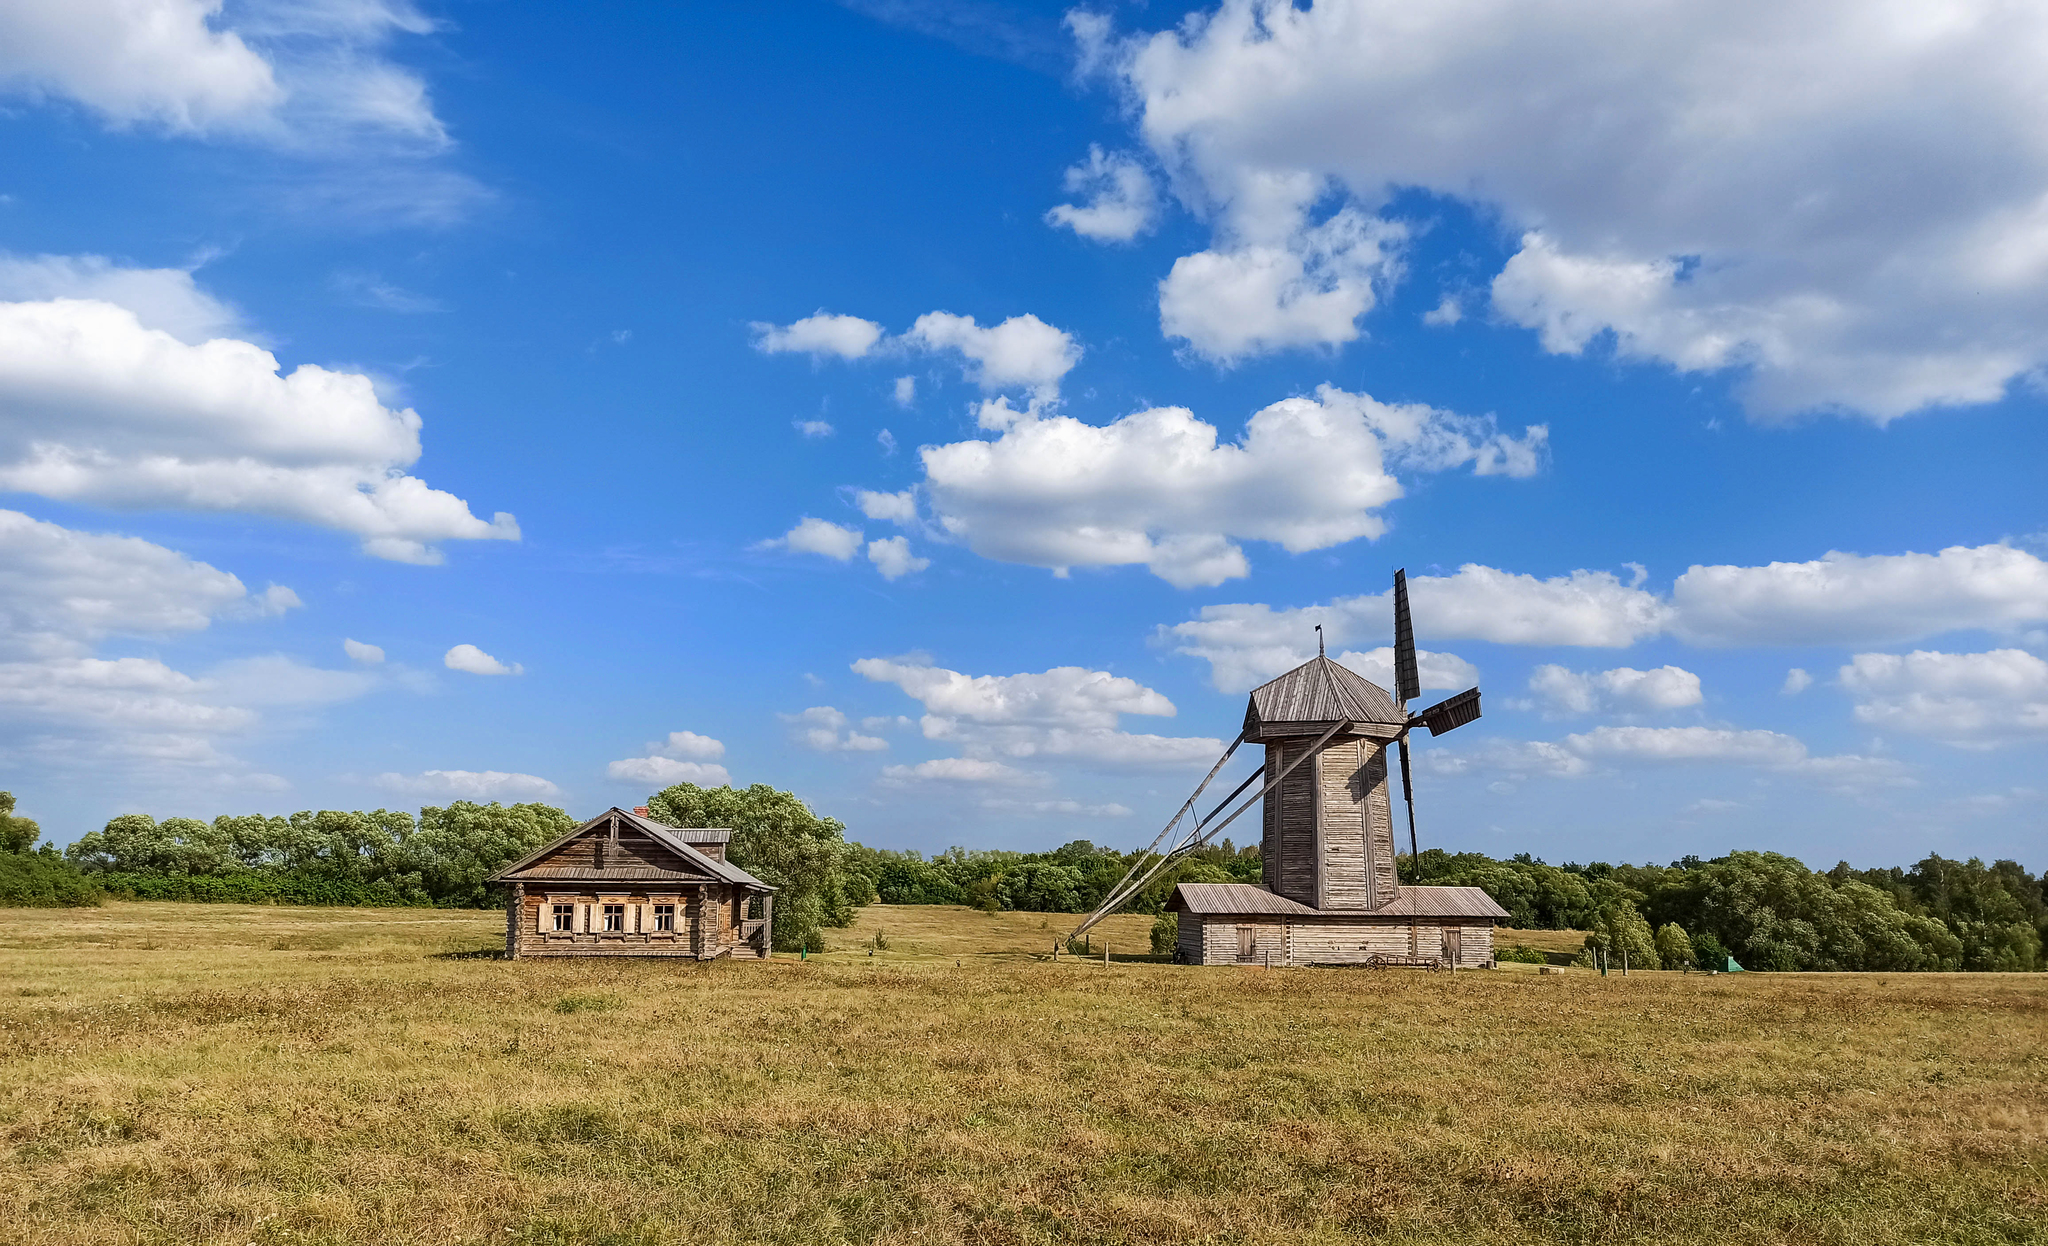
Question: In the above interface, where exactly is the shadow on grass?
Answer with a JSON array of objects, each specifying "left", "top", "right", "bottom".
[{"left": 431, "top": 947, "right": 505, "bottom": 960}]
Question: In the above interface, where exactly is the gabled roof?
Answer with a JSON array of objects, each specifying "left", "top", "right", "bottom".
[
  {"left": 1245, "top": 654, "right": 1408, "bottom": 737},
  {"left": 1168, "top": 881, "right": 1508, "bottom": 920},
  {"left": 487, "top": 807, "right": 774, "bottom": 890}
]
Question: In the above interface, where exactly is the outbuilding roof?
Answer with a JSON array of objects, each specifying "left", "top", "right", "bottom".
[
  {"left": 1168, "top": 881, "right": 1508, "bottom": 920},
  {"left": 1244, "top": 655, "right": 1408, "bottom": 739}
]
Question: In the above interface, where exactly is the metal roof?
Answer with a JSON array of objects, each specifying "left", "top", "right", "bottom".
[
  {"left": 1245, "top": 655, "right": 1408, "bottom": 736},
  {"left": 515, "top": 865, "right": 719, "bottom": 883},
  {"left": 1168, "top": 881, "right": 1508, "bottom": 920}
]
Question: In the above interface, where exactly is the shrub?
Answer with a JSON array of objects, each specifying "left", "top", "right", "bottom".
[
  {"left": 1496, "top": 944, "right": 1547, "bottom": 964},
  {"left": 0, "top": 851, "right": 103, "bottom": 908},
  {"left": 1151, "top": 913, "right": 1178, "bottom": 956}
]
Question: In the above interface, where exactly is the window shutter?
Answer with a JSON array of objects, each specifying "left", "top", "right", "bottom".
[{"left": 535, "top": 901, "right": 547, "bottom": 934}]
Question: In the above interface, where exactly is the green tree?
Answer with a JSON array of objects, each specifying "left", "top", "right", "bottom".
[
  {"left": 645, "top": 782, "right": 859, "bottom": 952},
  {"left": 1594, "top": 900, "right": 1661, "bottom": 969},
  {"left": 1654, "top": 921, "right": 1694, "bottom": 969},
  {"left": 395, "top": 802, "right": 572, "bottom": 907},
  {"left": 0, "top": 792, "right": 40, "bottom": 855}
]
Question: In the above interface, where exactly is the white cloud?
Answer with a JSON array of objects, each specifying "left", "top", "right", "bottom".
[
  {"left": 877, "top": 429, "right": 898, "bottom": 456},
  {"left": 782, "top": 706, "right": 888, "bottom": 753},
  {"left": 0, "top": 507, "right": 261, "bottom": 659},
  {"left": 1096, "top": 0, "right": 2048, "bottom": 419},
  {"left": 867, "top": 536, "right": 930, "bottom": 581},
  {"left": 1839, "top": 649, "right": 2048, "bottom": 746},
  {"left": 1782, "top": 668, "right": 1813, "bottom": 695},
  {"left": 879, "top": 757, "right": 1046, "bottom": 786},
  {"left": 1159, "top": 208, "right": 1405, "bottom": 362},
  {"left": 854, "top": 655, "right": 1222, "bottom": 771},
  {"left": 751, "top": 311, "right": 886, "bottom": 360},
  {"left": 371, "top": 769, "right": 563, "bottom": 801},
  {"left": 604, "top": 756, "right": 731, "bottom": 787},
  {"left": 916, "top": 384, "right": 1544, "bottom": 587},
  {"left": 1336, "top": 648, "right": 1479, "bottom": 698},
  {"left": 1670, "top": 544, "right": 2048, "bottom": 646},
  {"left": 443, "top": 644, "right": 520, "bottom": 676},
  {"left": 649, "top": 730, "right": 725, "bottom": 761},
  {"left": 795, "top": 419, "right": 834, "bottom": 438},
  {"left": 0, "top": 284, "right": 517, "bottom": 563},
  {"left": 1046, "top": 145, "right": 1158, "bottom": 242},
  {"left": 981, "top": 798, "right": 1135, "bottom": 818},
  {"left": 1528, "top": 664, "right": 1703, "bottom": 715},
  {"left": 762, "top": 517, "right": 864, "bottom": 562},
  {"left": 856, "top": 489, "right": 917, "bottom": 525},
  {"left": 0, "top": 253, "right": 241, "bottom": 341},
  {"left": 1163, "top": 543, "right": 2048, "bottom": 681},
  {"left": 605, "top": 730, "right": 731, "bottom": 787},
  {"left": 1422, "top": 295, "right": 1462, "bottom": 328},
  {"left": 343, "top": 638, "right": 384, "bottom": 665},
  {"left": 1433, "top": 725, "right": 1906, "bottom": 791},
  {"left": 893, "top": 375, "right": 916, "bottom": 406},
  {"left": 0, "top": 0, "right": 448, "bottom": 150},
  {"left": 903, "top": 312, "right": 1079, "bottom": 397}
]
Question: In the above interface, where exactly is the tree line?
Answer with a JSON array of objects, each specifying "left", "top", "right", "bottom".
[{"left": 7, "top": 782, "right": 2043, "bottom": 969}]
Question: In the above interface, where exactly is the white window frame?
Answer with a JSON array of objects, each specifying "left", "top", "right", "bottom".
[{"left": 649, "top": 895, "right": 680, "bottom": 935}]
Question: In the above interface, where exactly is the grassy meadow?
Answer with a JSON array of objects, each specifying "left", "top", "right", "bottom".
[{"left": 1, "top": 903, "right": 2043, "bottom": 1246}]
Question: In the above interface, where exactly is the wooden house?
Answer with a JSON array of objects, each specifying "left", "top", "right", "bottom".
[
  {"left": 488, "top": 806, "right": 775, "bottom": 960},
  {"left": 1166, "top": 655, "right": 1508, "bottom": 966}
]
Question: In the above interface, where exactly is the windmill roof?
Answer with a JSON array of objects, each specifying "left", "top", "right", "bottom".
[{"left": 1245, "top": 655, "right": 1408, "bottom": 734}]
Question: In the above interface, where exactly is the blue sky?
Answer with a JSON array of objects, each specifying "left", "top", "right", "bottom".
[{"left": 1, "top": 0, "right": 2043, "bottom": 869}]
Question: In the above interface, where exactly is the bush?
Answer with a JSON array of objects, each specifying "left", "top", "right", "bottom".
[
  {"left": 1151, "top": 912, "right": 1178, "bottom": 956},
  {"left": 1692, "top": 931, "right": 1734, "bottom": 971},
  {"left": 1496, "top": 944, "right": 1547, "bottom": 964},
  {"left": 1655, "top": 921, "right": 1695, "bottom": 969},
  {"left": 0, "top": 850, "right": 103, "bottom": 908}
]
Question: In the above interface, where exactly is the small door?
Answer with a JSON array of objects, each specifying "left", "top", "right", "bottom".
[
  {"left": 1442, "top": 925, "right": 1462, "bottom": 966},
  {"left": 1237, "top": 925, "right": 1256, "bottom": 962}
]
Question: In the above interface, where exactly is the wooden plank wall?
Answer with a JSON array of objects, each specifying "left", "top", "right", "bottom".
[
  {"left": 1319, "top": 739, "right": 1367, "bottom": 909},
  {"left": 1180, "top": 917, "right": 1497, "bottom": 967},
  {"left": 1262, "top": 741, "right": 1322, "bottom": 907}
]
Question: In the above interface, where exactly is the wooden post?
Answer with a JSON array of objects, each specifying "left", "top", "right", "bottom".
[{"left": 762, "top": 891, "right": 774, "bottom": 957}]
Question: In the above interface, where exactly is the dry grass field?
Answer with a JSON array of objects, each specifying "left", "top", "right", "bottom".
[{"left": 1, "top": 902, "right": 2043, "bottom": 1246}]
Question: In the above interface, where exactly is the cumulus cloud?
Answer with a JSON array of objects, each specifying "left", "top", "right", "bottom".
[
  {"left": 761, "top": 517, "right": 864, "bottom": 562},
  {"left": 751, "top": 311, "right": 885, "bottom": 360},
  {"left": 605, "top": 730, "right": 731, "bottom": 787},
  {"left": 794, "top": 419, "right": 834, "bottom": 438},
  {"left": 0, "top": 507, "right": 270, "bottom": 659},
  {"left": 752, "top": 310, "right": 1081, "bottom": 399},
  {"left": 0, "top": 0, "right": 452, "bottom": 155},
  {"left": 856, "top": 489, "right": 917, "bottom": 525},
  {"left": 1046, "top": 144, "right": 1158, "bottom": 242},
  {"left": 879, "top": 757, "right": 1045, "bottom": 786},
  {"left": 342, "top": 638, "right": 384, "bottom": 665},
  {"left": 782, "top": 706, "right": 888, "bottom": 753},
  {"left": 854, "top": 655, "right": 1222, "bottom": 771},
  {"left": 917, "top": 384, "right": 1545, "bottom": 587},
  {"left": 371, "top": 769, "right": 563, "bottom": 800},
  {"left": 443, "top": 644, "right": 520, "bottom": 676},
  {"left": 1528, "top": 664, "right": 1703, "bottom": 716},
  {"left": 0, "top": 253, "right": 241, "bottom": 341},
  {"left": 1432, "top": 725, "right": 1906, "bottom": 791},
  {"left": 867, "top": 536, "right": 929, "bottom": 581},
  {"left": 1089, "top": 0, "right": 2048, "bottom": 419},
  {"left": 1164, "top": 543, "right": 2048, "bottom": 682},
  {"left": 1337, "top": 648, "right": 1479, "bottom": 699},
  {"left": 0, "top": 277, "right": 517, "bottom": 563},
  {"left": 1670, "top": 545, "right": 2048, "bottom": 646},
  {"left": 1159, "top": 208, "right": 1405, "bottom": 361},
  {"left": 1782, "top": 668, "right": 1813, "bottom": 695},
  {"left": 1839, "top": 649, "right": 2048, "bottom": 746}
]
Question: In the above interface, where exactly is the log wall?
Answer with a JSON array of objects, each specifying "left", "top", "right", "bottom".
[
  {"left": 506, "top": 886, "right": 761, "bottom": 959},
  {"left": 1181, "top": 914, "right": 1496, "bottom": 967}
]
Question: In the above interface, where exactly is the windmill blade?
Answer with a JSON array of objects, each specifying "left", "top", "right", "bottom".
[
  {"left": 1415, "top": 687, "right": 1482, "bottom": 736},
  {"left": 1392, "top": 569, "right": 1422, "bottom": 705},
  {"left": 1397, "top": 731, "right": 1419, "bottom": 870}
]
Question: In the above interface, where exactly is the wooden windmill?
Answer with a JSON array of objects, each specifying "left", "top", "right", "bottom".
[{"left": 1072, "top": 569, "right": 1507, "bottom": 967}]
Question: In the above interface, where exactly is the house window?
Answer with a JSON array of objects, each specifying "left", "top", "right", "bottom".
[
  {"left": 551, "top": 904, "right": 574, "bottom": 932},
  {"left": 602, "top": 903, "right": 626, "bottom": 932},
  {"left": 653, "top": 904, "right": 676, "bottom": 932}
]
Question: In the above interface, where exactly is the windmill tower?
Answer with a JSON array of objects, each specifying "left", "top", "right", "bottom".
[{"left": 1069, "top": 569, "right": 1505, "bottom": 967}]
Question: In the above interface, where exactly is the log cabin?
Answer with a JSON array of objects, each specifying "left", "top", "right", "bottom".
[
  {"left": 489, "top": 806, "right": 775, "bottom": 959},
  {"left": 1166, "top": 654, "right": 1509, "bottom": 966}
]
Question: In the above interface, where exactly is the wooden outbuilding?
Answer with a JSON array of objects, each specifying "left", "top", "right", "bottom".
[
  {"left": 488, "top": 806, "right": 775, "bottom": 960},
  {"left": 1166, "top": 654, "right": 1509, "bottom": 966}
]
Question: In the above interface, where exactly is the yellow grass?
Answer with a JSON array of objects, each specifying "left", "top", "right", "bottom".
[{"left": 2, "top": 901, "right": 2044, "bottom": 1246}]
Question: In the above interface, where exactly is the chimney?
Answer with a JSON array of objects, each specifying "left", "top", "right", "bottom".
[{"left": 633, "top": 806, "right": 649, "bottom": 817}]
